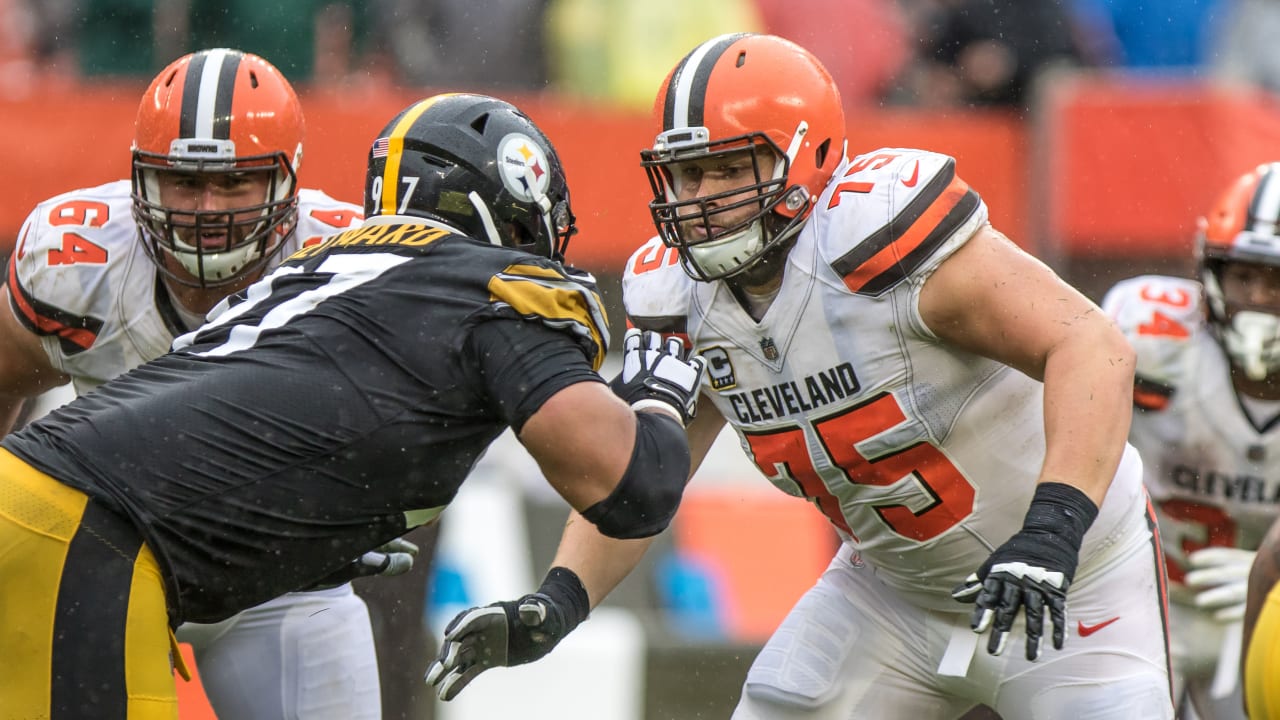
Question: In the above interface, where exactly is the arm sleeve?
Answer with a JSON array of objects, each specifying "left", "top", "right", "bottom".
[{"left": 466, "top": 317, "right": 606, "bottom": 433}]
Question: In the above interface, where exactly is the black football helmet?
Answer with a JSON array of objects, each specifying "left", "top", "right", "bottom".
[{"left": 363, "top": 93, "right": 576, "bottom": 261}]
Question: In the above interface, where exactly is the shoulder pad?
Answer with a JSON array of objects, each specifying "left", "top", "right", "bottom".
[
  {"left": 621, "top": 236, "right": 694, "bottom": 336},
  {"left": 8, "top": 181, "right": 136, "bottom": 355},
  {"left": 487, "top": 259, "right": 611, "bottom": 371},
  {"left": 292, "top": 190, "right": 365, "bottom": 250},
  {"left": 1100, "top": 274, "right": 1204, "bottom": 403},
  {"left": 813, "top": 148, "right": 987, "bottom": 296},
  {"left": 1102, "top": 275, "right": 1203, "bottom": 338}
]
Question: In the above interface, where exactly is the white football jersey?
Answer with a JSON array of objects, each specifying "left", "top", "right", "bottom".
[
  {"left": 8, "top": 179, "right": 362, "bottom": 393},
  {"left": 624, "top": 147, "right": 1146, "bottom": 610},
  {"left": 1103, "top": 274, "right": 1280, "bottom": 592}
]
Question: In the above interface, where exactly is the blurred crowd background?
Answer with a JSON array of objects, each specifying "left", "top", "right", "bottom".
[{"left": 2, "top": 0, "right": 1276, "bottom": 111}]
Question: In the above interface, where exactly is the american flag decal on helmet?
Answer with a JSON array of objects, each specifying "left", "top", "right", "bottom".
[{"left": 371, "top": 138, "right": 390, "bottom": 158}]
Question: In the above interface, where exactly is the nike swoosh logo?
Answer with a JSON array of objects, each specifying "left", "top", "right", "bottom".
[
  {"left": 901, "top": 160, "right": 920, "bottom": 188},
  {"left": 1077, "top": 617, "right": 1120, "bottom": 637}
]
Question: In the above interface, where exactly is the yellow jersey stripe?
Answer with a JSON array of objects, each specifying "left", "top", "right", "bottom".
[
  {"left": 381, "top": 94, "right": 454, "bottom": 215},
  {"left": 488, "top": 266, "right": 610, "bottom": 370}
]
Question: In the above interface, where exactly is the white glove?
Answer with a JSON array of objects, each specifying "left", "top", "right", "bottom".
[
  {"left": 607, "top": 328, "right": 707, "bottom": 426},
  {"left": 1184, "top": 546, "right": 1255, "bottom": 623}
]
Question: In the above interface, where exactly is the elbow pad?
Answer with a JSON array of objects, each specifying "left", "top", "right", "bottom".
[{"left": 581, "top": 411, "right": 690, "bottom": 539}]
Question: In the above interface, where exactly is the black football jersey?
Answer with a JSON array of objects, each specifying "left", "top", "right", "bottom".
[{"left": 2, "top": 219, "right": 610, "bottom": 623}]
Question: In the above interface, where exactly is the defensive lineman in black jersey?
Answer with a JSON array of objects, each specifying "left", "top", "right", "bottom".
[{"left": 0, "top": 93, "right": 705, "bottom": 718}]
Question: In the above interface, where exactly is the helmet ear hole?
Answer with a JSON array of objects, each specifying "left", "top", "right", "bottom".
[{"left": 815, "top": 139, "right": 831, "bottom": 170}]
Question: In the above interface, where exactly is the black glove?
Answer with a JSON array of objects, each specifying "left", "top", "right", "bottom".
[
  {"left": 608, "top": 328, "right": 707, "bottom": 426},
  {"left": 951, "top": 482, "right": 1099, "bottom": 661},
  {"left": 424, "top": 567, "right": 590, "bottom": 701},
  {"left": 306, "top": 536, "right": 419, "bottom": 591}
]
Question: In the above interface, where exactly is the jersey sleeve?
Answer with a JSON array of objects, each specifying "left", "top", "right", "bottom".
[
  {"left": 466, "top": 317, "right": 606, "bottom": 433},
  {"left": 819, "top": 148, "right": 988, "bottom": 297},
  {"left": 292, "top": 189, "right": 365, "bottom": 250},
  {"left": 621, "top": 235, "right": 695, "bottom": 339},
  {"left": 6, "top": 194, "right": 118, "bottom": 368},
  {"left": 1101, "top": 274, "right": 1202, "bottom": 408},
  {"left": 483, "top": 259, "right": 611, "bottom": 371}
]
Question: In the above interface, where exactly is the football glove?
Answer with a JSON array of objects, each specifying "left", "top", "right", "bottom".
[
  {"left": 1185, "top": 546, "right": 1255, "bottom": 623},
  {"left": 425, "top": 567, "right": 590, "bottom": 701},
  {"left": 608, "top": 328, "right": 707, "bottom": 426},
  {"left": 306, "top": 536, "right": 419, "bottom": 590},
  {"left": 952, "top": 482, "right": 1099, "bottom": 661}
]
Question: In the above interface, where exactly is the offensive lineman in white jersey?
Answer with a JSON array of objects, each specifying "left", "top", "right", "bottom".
[
  {"left": 425, "top": 33, "right": 1176, "bottom": 716},
  {"left": 1102, "top": 162, "right": 1280, "bottom": 720},
  {"left": 0, "top": 49, "right": 410, "bottom": 719}
]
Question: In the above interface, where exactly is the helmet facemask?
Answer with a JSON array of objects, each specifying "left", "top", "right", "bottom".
[
  {"left": 643, "top": 131, "right": 811, "bottom": 282},
  {"left": 1203, "top": 256, "right": 1280, "bottom": 382},
  {"left": 465, "top": 180, "right": 577, "bottom": 262},
  {"left": 130, "top": 48, "right": 305, "bottom": 290},
  {"left": 133, "top": 143, "right": 299, "bottom": 288}
]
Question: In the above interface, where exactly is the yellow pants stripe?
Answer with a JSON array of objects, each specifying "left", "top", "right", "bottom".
[
  {"left": 1247, "top": 581, "right": 1280, "bottom": 720},
  {"left": 0, "top": 448, "right": 177, "bottom": 719}
]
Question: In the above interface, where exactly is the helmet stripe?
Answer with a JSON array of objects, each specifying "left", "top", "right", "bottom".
[
  {"left": 1249, "top": 164, "right": 1280, "bottom": 234},
  {"left": 380, "top": 94, "right": 453, "bottom": 216},
  {"left": 178, "top": 48, "right": 241, "bottom": 140},
  {"left": 663, "top": 33, "right": 750, "bottom": 131}
]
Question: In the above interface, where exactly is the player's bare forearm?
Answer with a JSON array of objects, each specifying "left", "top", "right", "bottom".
[
  {"left": 919, "top": 227, "right": 1135, "bottom": 506},
  {"left": 1037, "top": 316, "right": 1135, "bottom": 506},
  {"left": 552, "top": 511, "right": 655, "bottom": 609}
]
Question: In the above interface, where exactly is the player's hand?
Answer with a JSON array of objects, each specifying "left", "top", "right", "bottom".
[
  {"left": 306, "top": 536, "right": 419, "bottom": 590},
  {"left": 1185, "top": 546, "right": 1255, "bottom": 623},
  {"left": 951, "top": 483, "right": 1098, "bottom": 661},
  {"left": 425, "top": 568, "right": 589, "bottom": 701},
  {"left": 951, "top": 558, "right": 1069, "bottom": 662},
  {"left": 608, "top": 328, "right": 707, "bottom": 426}
]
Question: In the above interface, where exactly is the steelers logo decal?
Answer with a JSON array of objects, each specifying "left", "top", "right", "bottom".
[{"left": 497, "top": 132, "right": 551, "bottom": 202}]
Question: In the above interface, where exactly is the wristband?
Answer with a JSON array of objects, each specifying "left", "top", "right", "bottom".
[{"left": 538, "top": 566, "right": 590, "bottom": 630}]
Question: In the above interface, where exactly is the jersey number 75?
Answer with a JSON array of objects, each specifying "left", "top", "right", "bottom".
[{"left": 741, "top": 392, "right": 975, "bottom": 542}]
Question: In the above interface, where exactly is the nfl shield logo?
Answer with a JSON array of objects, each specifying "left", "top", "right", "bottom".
[{"left": 760, "top": 337, "right": 778, "bottom": 361}]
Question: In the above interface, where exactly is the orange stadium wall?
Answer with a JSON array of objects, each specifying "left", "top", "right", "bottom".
[
  {"left": 1041, "top": 74, "right": 1280, "bottom": 261},
  {"left": 6, "top": 79, "right": 1280, "bottom": 275}
]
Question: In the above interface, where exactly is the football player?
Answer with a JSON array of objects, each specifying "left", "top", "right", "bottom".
[
  {"left": 1103, "top": 162, "right": 1280, "bottom": 720},
  {"left": 0, "top": 92, "right": 706, "bottom": 718},
  {"left": 0, "top": 49, "right": 401, "bottom": 720},
  {"left": 1244, "top": 514, "right": 1280, "bottom": 719},
  {"left": 429, "top": 33, "right": 1176, "bottom": 716}
]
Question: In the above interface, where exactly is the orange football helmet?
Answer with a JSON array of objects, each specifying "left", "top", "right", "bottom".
[
  {"left": 641, "top": 33, "right": 846, "bottom": 281},
  {"left": 132, "top": 48, "right": 304, "bottom": 288},
  {"left": 1197, "top": 161, "right": 1280, "bottom": 380}
]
